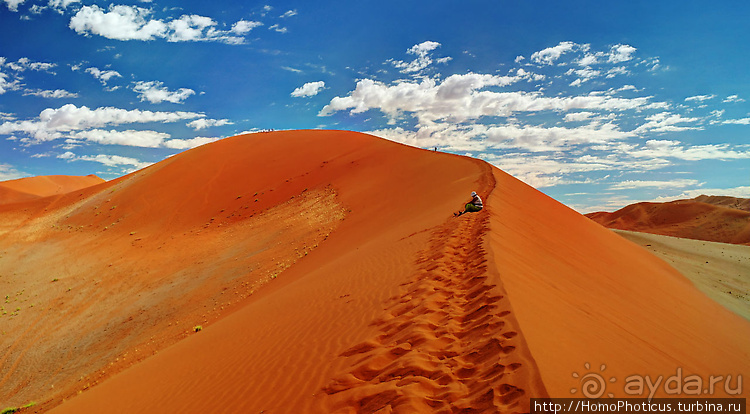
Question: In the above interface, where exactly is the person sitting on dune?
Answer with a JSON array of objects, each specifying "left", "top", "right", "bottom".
[{"left": 455, "top": 191, "right": 483, "bottom": 217}]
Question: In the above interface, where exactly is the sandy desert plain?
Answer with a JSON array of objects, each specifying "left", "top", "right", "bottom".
[{"left": 0, "top": 130, "right": 748, "bottom": 413}]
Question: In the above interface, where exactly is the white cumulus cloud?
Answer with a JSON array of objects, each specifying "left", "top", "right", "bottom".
[
  {"left": 69, "top": 129, "right": 170, "bottom": 147},
  {"left": 59, "top": 151, "right": 152, "bottom": 170},
  {"left": 85, "top": 67, "right": 122, "bottom": 85},
  {"left": 291, "top": 81, "right": 326, "bottom": 98},
  {"left": 69, "top": 5, "right": 255, "bottom": 44},
  {"left": 390, "top": 41, "right": 449, "bottom": 74},
  {"left": 608, "top": 44, "right": 637, "bottom": 63},
  {"left": 3, "top": 0, "right": 25, "bottom": 12},
  {"left": 530, "top": 41, "right": 580, "bottom": 65},
  {"left": 187, "top": 118, "right": 233, "bottom": 130},
  {"left": 133, "top": 81, "right": 195, "bottom": 104},
  {"left": 0, "top": 104, "right": 204, "bottom": 142},
  {"left": 6, "top": 57, "right": 57, "bottom": 73},
  {"left": 70, "top": 5, "right": 168, "bottom": 41}
]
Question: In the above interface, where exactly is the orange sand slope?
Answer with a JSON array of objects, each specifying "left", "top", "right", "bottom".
[
  {"left": 2, "top": 131, "right": 747, "bottom": 414},
  {"left": 2, "top": 130, "right": 543, "bottom": 414},
  {"left": 0, "top": 174, "right": 104, "bottom": 205},
  {"left": 586, "top": 198, "right": 750, "bottom": 245}
]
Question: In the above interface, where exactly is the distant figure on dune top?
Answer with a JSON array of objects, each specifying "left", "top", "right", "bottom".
[{"left": 454, "top": 191, "right": 483, "bottom": 217}]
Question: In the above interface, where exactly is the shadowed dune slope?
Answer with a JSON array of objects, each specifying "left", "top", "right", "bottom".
[
  {"left": 586, "top": 199, "right": 750, "bottom": 245},
  {"left": 0, "top": 174, "right": 104, "bottom": 205},
  {"left": 489, "top": 170, "right": 750, "bottom": 398}
]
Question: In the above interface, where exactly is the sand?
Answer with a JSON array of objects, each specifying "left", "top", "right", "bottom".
[
  {"left": 614, "top": 230, "right": 750, "bottom": 321},
  {"left": 586, "top": 199, "right": 750, "bottom": 245},
  {"left": 486, "top": 169, "right": 750, "bottom": 400},
  {"left": 0, "top": 130, "right": 748, "bottom": 413}
]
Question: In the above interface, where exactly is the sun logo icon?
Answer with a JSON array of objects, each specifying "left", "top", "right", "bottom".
[{"left": 570, "top": 362, "right": 617, "bottom": 398}]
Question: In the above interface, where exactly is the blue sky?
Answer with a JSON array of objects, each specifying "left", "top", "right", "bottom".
[{"left": 1, "top": 0, "right": 749, "bottom": 212}]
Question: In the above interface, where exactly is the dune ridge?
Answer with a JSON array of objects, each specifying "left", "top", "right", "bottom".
[
  {"left": 586, "top": 199, "right": 750, "bottom": 245},
  {"left": 321, "top": 164, "right": 547, "bottom": 413}
]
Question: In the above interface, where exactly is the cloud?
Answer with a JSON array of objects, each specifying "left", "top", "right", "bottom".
[
  {"left": 6, "top": 57, "right": 57, "bottom": 73},
  {"left": 684, "top": 94, "right": 715, "bottom": 102},
  {"left": 268, "top": 24, "right": 288, "bottom": 33},
  {"left": 280, "top": 9, "right": 297, "bottom": 18},
  {"left": 609, "top": 179, "right": 701, "bottom": 190},
  {"left": 167, "top": 14, "right": 215, "bottom": 41},
  {"left": 723, "top": 95, "right": 745, "bottom": 103},
  {"left": 563, "top": 111, "right": 597, "bottom": 122},
  {"left": 132, "top": 81, "right": 195, "bottom": 104},
  {"left": 85, "top": 67, "right": 122, "bottom": 85},
  {"left": 291, "top": 81, "right": 326, "bottom": 97},
  {"left": 390, "top": 41, "right": 449, "bottom": 74},
  {"left": 69, "top": 129, "right": 170, "bottom": 147},
  {"left": 186, "top": 118, "right": 233, "bottom": 130},
  {"left": 608, "top": 44, "right": 637, "bottom": 63},
  {"left": 322, "top": 40, "right": 747, "bottom": 204},
  {"left": 320, "top": 74, "right": 661, "bottom": 123},
  {"left": 477, "top": 152, "right": 623, "bottom": 189},
  {"left": 632, "top": 112, "right": 700, "bottom": 134},
  {"left": 231, "top": 20, "right": 262, "bottom": 35},
  {"left": 63, "top": 128, "right": 220, "bottom": 149},
  {"left": 722, "top": 117, "right": 750, "bottom": 125},
  {"left": 23, "top": 89, "right": 79, "bottom": 98},
  {"left": 566, "top": 67, "right": 600, "bottom": 86},
  {"left": 533, "top": 42, "right": 637, "bottom": 70},
  {"left": 162, "top": 136, "right": 221, "bottom": 149},
  {"left": 59, "top": 151, "right": 152, "bottom": 170},
  {"left": 0, "top": 163, "right": 27, "bottom": 181},
  {"left": 484, "top": 122, "right": 632, "bottom": 152},
  {"left": 530, "top": 41, "right": 580, "bottom": 65},
  {"left": 3, "top": 0, "right": 25, "bottom": 12},
  {"left": 0, "top": 71, "right": 21, "bottom": 94},
  {"left": 70, "top": 5, "right": 168, "bottom": 41},
  {"left": 650, "top": 186, "right": 750, "bottom": 202},
  {"left": 0, "top": 104, "right": 204, "bottom": 142},
  {"left": 69, "top": 5, "right": 255, "bottom": 44},
  {"left": 47, "top": 0, "right": 80, "bottom": 13},
  {"left": 629, "top": 140, "right": 750, "bottom": 161}
]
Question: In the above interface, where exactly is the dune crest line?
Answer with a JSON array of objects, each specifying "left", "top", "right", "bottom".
[{"left": 322, "top": 164, "right": 545, "bottom": 413}]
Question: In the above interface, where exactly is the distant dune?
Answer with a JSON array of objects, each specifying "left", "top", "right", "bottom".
[
  {"left": 586, "top": 197, "right": 750, "bottom": 245},
  {"left": 1, "top": 131, "right": 748, "bottom": 414},
  {"left": 688, "top": 195, "right": 750, "bottom": 212},
  {"left": 0, "top": 174, "right": 104, "bottom": 205}
]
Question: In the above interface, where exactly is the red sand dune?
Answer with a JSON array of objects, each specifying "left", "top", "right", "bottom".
[
  {"left": 1, "top": 131, "right": 748, "bottom": 414},
  {"left": 586, "top": 199, "right": 750, "bottom": 245},
  {"left": 688, "top": 195, "right": 750, "bottom": 212},
  {"left": 0, "top": 174, "right": 104, "bottom": 205}
]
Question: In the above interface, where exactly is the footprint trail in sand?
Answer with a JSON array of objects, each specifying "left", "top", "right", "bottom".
[{"left": 323, "top": 177, "right": 543, "bottom": 413}]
